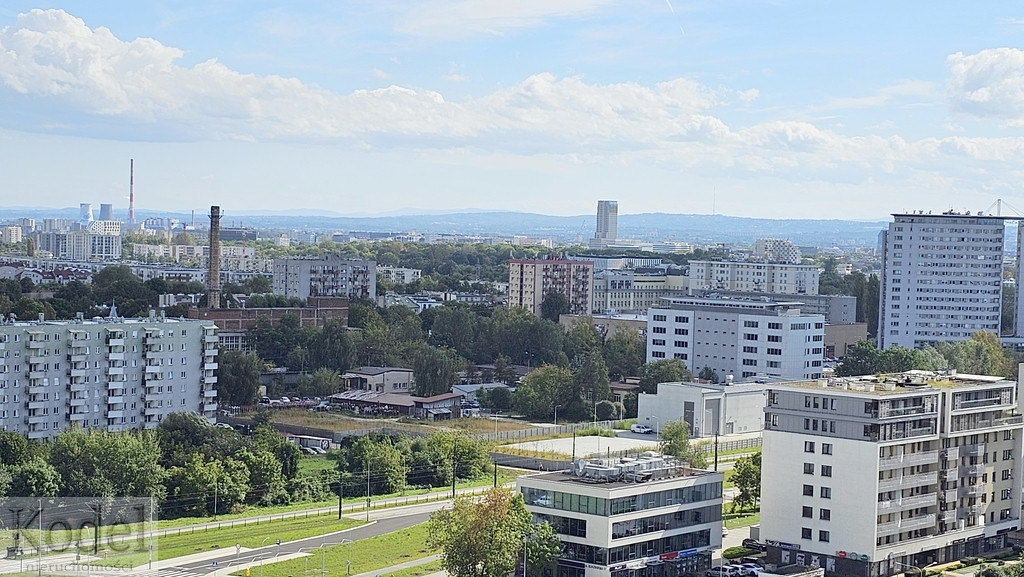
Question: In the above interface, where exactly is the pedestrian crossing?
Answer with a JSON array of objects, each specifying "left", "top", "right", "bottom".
[{"left": 130, "top": 567, "right": 204, "bottom": 577}]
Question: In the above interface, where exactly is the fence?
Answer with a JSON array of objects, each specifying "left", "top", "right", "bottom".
[{"left": 489, "top": 452, "right": 572, "bottom": 472}]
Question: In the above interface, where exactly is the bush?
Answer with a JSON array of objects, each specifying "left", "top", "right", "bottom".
[
  {"left": 575, "top": 426, "right": 617, "bottom": 438},
  {"left": 723, "top": 547, "right": 758, "bottom": 560}
]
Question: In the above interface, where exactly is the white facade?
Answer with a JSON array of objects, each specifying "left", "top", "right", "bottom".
[
  {"left": 592, "top": 270, "right": 687, "bottom": 314},
  {"left": 1, "top": 226, "right": 22, "bottom": 244},
  {"left": 753, "top": 239, "right": 802, "bottom": 264},
  {"left": 637, "top": 381, "right": 766, "bottom": 438},
  {"left": 377, "top": 266, "right": 422, "bottom": 285},
  {"left": 761, "top": 371, "right": 1024, "bottom": 577},
  {"left": 647, "top": 296, "right": 826, "bottom": 382},
  {"left": 273, "top": 255, "right": 377, "bottom": 301},
  {"left": 878, "top": 212, "right": 1008, "bottom": 349},
  {"left": 517, "top": 455, "right": 724, "bottom": 577},
  {"left": 689, "top": 261, "right": 819, "bottom": 295},
  {"left": 0, "top": 315, "right": 218, "bottom": 440}
]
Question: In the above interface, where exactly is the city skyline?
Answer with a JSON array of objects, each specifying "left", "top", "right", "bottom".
[{"left": 2, "top": 3, "right": 1024, "bottom": 219}]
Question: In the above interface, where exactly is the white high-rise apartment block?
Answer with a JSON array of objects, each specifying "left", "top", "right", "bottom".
[
  {"left": 877, "top": 211, "right": 1008, "bottom": 349},
  {"left": 0, "top": 315, "right": 218, "bottom": 441},
  {"left": 754, "top": 238, "right": 802, "bottom": 264},
  {"left": 761, "top": 370, "right": 1024, "bottom": 577},
  {"left": 647, "top": 296, "right": 825, "bottom": 381},
  {"left": 273, "top": 255, "right": 376, "bottom": 301},
  {"left": 689, "top": 261, "right": 819, "bottom": 295}
]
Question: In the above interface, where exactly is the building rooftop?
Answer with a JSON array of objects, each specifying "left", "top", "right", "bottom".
[
  {"left": 523, "top": 453, "right": 720, "bottom": 488},
  {"left": 772, "top": 370, "right": 1012, "bottom": 396}
]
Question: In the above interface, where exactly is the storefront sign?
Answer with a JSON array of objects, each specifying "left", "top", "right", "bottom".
[{"left": 765, "top": 540, "right": 801, "bottom": 551}]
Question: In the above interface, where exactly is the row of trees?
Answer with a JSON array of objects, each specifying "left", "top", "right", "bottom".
[
  {"left": 0, "top": 414, "right": 494, "bottom": 518},
  {"left": 836, "top": 331, "right": 1019, "bottom": 378}
]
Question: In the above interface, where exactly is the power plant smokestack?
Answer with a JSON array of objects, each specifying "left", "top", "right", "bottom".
[
  {"left": 208, "top": 206, "right": 222, "bottom": 309},
  {"left": 128, "top": 159, "right": 135, "bottom": 226},
  {"left": 79, "top": 203, "right": 94, "bottom": 226},
  {"left": 99, "top": 203, "right": 113, "bottom": 221}
]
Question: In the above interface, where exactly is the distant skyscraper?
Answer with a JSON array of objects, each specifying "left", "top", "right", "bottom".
[
  {"left": 877, "top": 211, "right": 1012, "bottom": 349},
  {"left": 589, "top": 200, "right": 618, "bottom": 249}
]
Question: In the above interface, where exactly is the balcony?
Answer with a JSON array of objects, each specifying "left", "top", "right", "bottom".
[
  {"left": 107, "top": 367, "right": 124, "bottom": 376},
  {"left": 203, "top": 376, "right": 217, "bottom": 385},
  {"left": 203, "top": 403, "right": 218, "bottom": 412},
  {"left": 106, "top": 338, "right": 125, "bottom": 347},
  {"left": 204, "top": 347, "right": 219, "bottom": 356},
  {"left": 26, "top": 340, "right": 44, "bottom": 349},
  {"left": 107, "top": 381, "right": 125, "bottom": 392},
  {"left": 203, "top": 363, "right": 218, "bottom": 371},
  {"left": 26, "top": 400, "right": 47, "bottom": 410},
  {"left": 106, "top": 410, "right": 124, "bottom": 419},
  {"left": 68, "top": 354, "right": 87, "bottom": 363},
  {"left": 203, "top": 335, "right": 218, "bottom": 344},
  {"left": 964, "top": 444, "right": 987, "bottom": 456},
  {"left": 69, "top": 369, "right": 88, "bottom": 378},
  {"left": 940, "top": 467, "right": 960, "bottom": 480},
  {"left": 939, "top": 509, "right": 958, "bottom": 522},
  {"left": 108, "top": 352, "right": 125, "bottom": 362},
  {"left": 960, "top": 485, "right": 985, "bottom": 497},
  {"left": 953, "top": 416, "right": 1024, "bottom": 432},
  {"left": 27, "top": 370, "right": 46, "bottom": 380},
  {"left": 27, "top": 429, "right": 49, "bottom": 440},
  {"left": 879, "top": 450, "right": 939, "bottom": 470},
  {"left": 144, "top": 366, "right": 162, "bottom": 374},
  {"left": 203, "top": 389, "right": 217, "bottom": 398},
  {"left": 940, "top": 489, "right": 958, "bottom": 502},
  {"left": 144, "top": 406, "right": 162, "bottom": 416},
  {"left": 878, "top": 472, "right": 937, "bottom": 492},
  {"left": 107, "top": 396, "right": 125, "bottom": 405},
  {"left": 962, "top": 464, "right": 985, "bottom": 476},
  {"left": 877, "top": 513, "right": 937, "bottom": 536},
  {"left": 877, "top": 493, "right": 936, "bottom": 514},
  {"left": 68, "top": 396, "right": 86, "bottom": 407},
  {"left": 942, "top": 447, "right": 960, "bottom": 460}
]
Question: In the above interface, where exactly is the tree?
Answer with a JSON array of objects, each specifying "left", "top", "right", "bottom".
[
  {"left": 638, "top": 359, "right": 692, "bottom": 394},
  {"left": 413, "top": 344, "right": 466, "bottom": 397},
  {"left": 513, "top": 365, "right": 573, "bottom": 421},
  {"left": 236, "top": 448, "right": 288, "bottom": 505},
  {"left": 698, "top": 366, "right": 719, "bottom": 384},
  {"left": 834, "top": 340, "right": 879, "bottom": 377},
  {"left": 241, "top": 275, "right": 273, "bottom": 294},
  {"left": 217, "top": 350, "right": 264, "bottom": 406},
  {"left": 603, "top": 330, "right": 645, "bottom": 381},
  {"left": 730, "top": 452, "right": 761, "bottom": 512},
  {"left": 492, "top": 355, "right": 517, "bottom": 385},
  {"left": 299, "top": 368, "right": 343, "bottom": 398},
  {"left": 427, "top": 488, "right": 533, "bottom": 577},
  {"left": 539, "top": 291, "right": 569, "bottom": 323},
  {"left": 479, "top": 387, "right": 513, "bottom": 411},
  {"left": 659, "top": 420, "right": 707, "bottom": 468},
  {"left": 572, "top": 351, "right": 610, "bottom": 418},
  {"left": 595, "top": 399, "right": 617, "bottom": 420},
  {"left": 0, "top": 431, "right": 30, "bottom": 467},
  {"left": 8, "top": 458, "right": 60, "bottom": 497},
  {"left": 524, "top": 520, "right": 561, "bottom": 577},
  {"left": 49, "top": 428, "right": 164, "bottom": 498}
]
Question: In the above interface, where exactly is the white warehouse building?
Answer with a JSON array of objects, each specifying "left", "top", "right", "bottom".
[
  {"left": 647, "top": 296, "right": 826, "bottom": 382},
  {"left": 0, "top": 313, "right": 219, "bottom": 440},
  {"left": 637, "top": 381, "right": 767, "bottom": 438}
]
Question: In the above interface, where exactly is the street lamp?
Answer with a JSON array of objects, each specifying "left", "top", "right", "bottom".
[
  {"left": 259, "top": 537, "right": 271, "bottom": 577},
  {"left": 646, "top": 416, "right": 660, "bottom": 442},
  {"left": 554, "top": 405, "right": 562, "bottom": 426}
]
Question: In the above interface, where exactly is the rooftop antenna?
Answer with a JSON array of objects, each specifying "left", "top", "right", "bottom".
[{"left": 128, "top": 159, "right": 136, "bottom": 226}]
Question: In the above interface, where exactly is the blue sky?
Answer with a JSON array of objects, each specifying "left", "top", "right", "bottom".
[{"left": 2, "top": 2, "right": 1024, "bottom": 220}]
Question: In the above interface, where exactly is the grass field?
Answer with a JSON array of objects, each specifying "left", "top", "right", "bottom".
[
  {"left": 232, "top": 523, "right": 437, "bottom": 577},
  {"left": 386, "top": 559, "right": 444, "bottom": 577}
]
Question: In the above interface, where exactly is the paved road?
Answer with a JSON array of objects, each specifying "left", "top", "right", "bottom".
[{"left": 166, "top": 501, "right": 447, "bottom": 576}]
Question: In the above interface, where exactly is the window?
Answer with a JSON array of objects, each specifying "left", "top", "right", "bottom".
[
  {"left": 801, "top": 528, "right": 812, "bottom": 540},
  {"left": 818, "top": 530, "right": 830, "bottom": 542},
  {"left": 820, "top": 487, "right": 831, "bottom": 499},
  {"left": 821, "top": 465, "right": 832, "bottom": 477},
  {"left": 652, "top": 314, "right": 666, "bottom": 322},
  {"left": 742, "top": 346, "right": 757, "bottom": 353},
  {"left": 743, "top": 334, "right": 758, "bottom": 341},
  {"left": 819, "top": 508, "right": 831, "bottom": 520},
  {"left": 768, "top": 322, "right": 781, "bottom": 330},
  {"left": 652, "top": 339, "right": 666, "bottom": 346},
  {"left": 802, "top": 485, "right": 813, "bottom": 496},
  {"left": 1003, "top": 469, "right": 1013, "bottom": 481},
  {"left": 652, "top": 351, "right": 665, "bottom": 358},
  {"left": 742, "top": 359, "right": 758, "bottom": 366},
  {"left": 767, "top": 335, "right": 782, "bottom": 342},
  {"left": 743, "top": 321, "right": 759, "bottom": 328},
  {"left": 804, "top": 441, "right": 815, "bottom": 453},
  {"left": 674, "top": 341, "right": 688, "bottom": 348},
  {"left": 652, "top": 327, "right": 666, "bottom": 334},
  {"left": 801, "top": 506, "right": 812, "bottom": 518},
  {"left": 1004, "top": 450, "right": 1013, "bottom": 461},
  {"left": 674, "top": 328, "right": 689, "bottom": 335},
  {"left": 803, "top": 463, "right": 814, "bottom": 475},
  {"left": 1002, "top": 489, "right": 1012, "bottom": 500},
  {"left": 822, "top": 443, "right": 832, "bottom": 455},
  {"left": 767, "top": 348, "right": 782, "bottom": 355},
  {"left": 674, "top": 316, "right": 689, "bottom": 323}
]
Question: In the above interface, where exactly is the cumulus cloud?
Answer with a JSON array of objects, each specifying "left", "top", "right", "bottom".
[
  {"left": 4, "top": 9, "right": 1024, "bottom": 192},
  {"left": 948, "top": 48, "right": 1024, "bottom": 124}
]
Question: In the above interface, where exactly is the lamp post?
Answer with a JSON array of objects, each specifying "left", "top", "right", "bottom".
[
  {"left": 259, "top": 537, "right": 270, "bottom": 577},
  {"left": 554, "top": 405, "right": 562, "bottom": 427},
  {"left": 646, "top": 416, "right": 660, "bottom": 442},
  {"left": 336, "top": 539, "right": 352, "bottom": 577}
]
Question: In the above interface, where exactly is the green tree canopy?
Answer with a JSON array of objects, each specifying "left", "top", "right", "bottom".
[
  {"left": 659, "top": 420, "right": 707, "bottom": 468},
  {"left": 427, "top": 488, "right": 533, "bottom": 577},
  {"left": 638, "top": 359, "right": 692, "bottom": 394}
]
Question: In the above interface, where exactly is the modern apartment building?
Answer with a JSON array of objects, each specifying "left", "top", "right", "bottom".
[
  {"left": 517, "top": 453, "right": 724, "bottom": 577},
  {"left": 689, "top": 261, "right": 819, "bottom": 295},
  {"left": 753, "top": 238, "right": 803, "bottom": 264},
  {"left": 592, "top": 270, "right": 686, "bottom": 313},
  {"left": 34, "top": 231, "right": 123, "bottom": 261},
  {"left": 377, "top": 266, "right": 422, "bottom": 285},
  {"left": 877, "top": 211, "right": 1010, "bottom": 349},
  {"left": 0, "top": 314, "right": 219, "bottom": 440},
  {"left": 761, "top": 371, "right": 1024, "bottom": 577},
  {"left": 272, "top": 255, "right": 376, "bottom": 301},
  {"left": 647, "top": 296, "right": 826, "bottom": 381},
  {"left": 507, "top": 258, "right": 595, "bottom": 317}
]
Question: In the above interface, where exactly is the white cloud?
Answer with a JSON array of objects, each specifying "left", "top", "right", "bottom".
[
  {"left": 395, "top": 0, "right": 621, "bottom": 39},
  {"left": 372, "top": 68, "right": 391, "bottom": 80},
  {"left": 948, "top": 48, "right": 1024, "bottom": 125},
  {"left": 819, "top": 80, "right": 938, "bottom": 111},
  {"left": 5, "top": 9, "right": 1024, "bottom": 199}
]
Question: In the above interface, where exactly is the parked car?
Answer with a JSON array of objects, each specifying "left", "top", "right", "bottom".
[
  {"left": 215, "top": 423, "right": 233, "bottom": 429},
  {"left": 742, "top": 539, "right": 766, "bottom": 552},
  {"left": 630, "top": 424, "right": 653, "bottom": 434},
  {"left": 737, "top": 563, "right": 762, "bottom": 576},
  {"left": 705, "top": 567, "right": 741, "bottom": 577},
  {"left": 301, "top": 447, "right": 317, "bottom": 455}
]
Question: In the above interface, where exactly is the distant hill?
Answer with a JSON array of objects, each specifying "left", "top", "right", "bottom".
[{"left": 0, "top": 207, "right": 887, "bottom": 247}]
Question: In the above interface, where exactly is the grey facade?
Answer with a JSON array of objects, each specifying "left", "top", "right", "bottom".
[
  {"left": 0, "top": 315, "right": 218, "bottom": 440},
  {"left": 273, "top": 255, "right": 377, "bottom": 301}
]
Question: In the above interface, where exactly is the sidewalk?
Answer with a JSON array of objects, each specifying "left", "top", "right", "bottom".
[{"left": 349, "top": 554, "right": 442, "bottom": 577}]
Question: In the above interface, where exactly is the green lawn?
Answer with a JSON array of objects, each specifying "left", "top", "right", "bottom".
[
  {"left": 386, "top": 559, "right": 444, "bottom": 577},
  {"left": 90, "top": 514, "right": 363, "bottom": 568},
  {"left": 233, "top": 523, "right": 437, "bottom": 577}
]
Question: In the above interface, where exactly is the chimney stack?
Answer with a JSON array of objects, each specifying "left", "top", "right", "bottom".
[{"left": 208, "top": 206, "right": 222, "bottom": 309}]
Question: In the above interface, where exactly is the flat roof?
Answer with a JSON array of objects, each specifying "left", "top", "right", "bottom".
[{"left": 772, "top": 371, "right": 1013, "bottom": 396}]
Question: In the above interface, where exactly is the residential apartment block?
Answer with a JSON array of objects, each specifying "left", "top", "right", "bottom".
[
  {"left": 754, "top": 238, "right": 802, "bottom": 264},
  {"left": 272, "top": 255, "right": 376, "bottom": 301},
  {"left": 517, "top": 454, "right": 724, "bottom": 577},
  {"left": 377, "top": 266, "right": 422, "bottom": 285},
  {"left": 689, "top": 261, "right": 819, "bottom": 295},
  {"left": 878, "top": 211, "right": 1010, "bottom": 349},
  {"left": 592, "top": 270, "right": 686, "bottom": 313},
  {"left": 647, "top": 296, "right": 826, "bottom": 381},
  {"left": 761, "top": 371, "right": 1024, "bottom": 577},
  {"left": 0, "top": 314, "right": 219, "bottom": 441},
  {"left": 507, "top": 258, "right": 595, "bottom": 317}
]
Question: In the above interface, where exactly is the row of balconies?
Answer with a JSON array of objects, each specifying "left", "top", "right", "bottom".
[
  {"left": 878, "top": 471, "right": 938, "bottom": 492},
  {"left": 876, "top": 513, "right": 937, "bottom": 536},
  {"left": 876, "top": 493, "right": 937, "bottom": 513},
  {"left": 879, "top": 450, "right": 939, "bottom": 470}
]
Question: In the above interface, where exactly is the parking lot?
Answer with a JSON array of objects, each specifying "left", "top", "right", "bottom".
[{"left": 504, "top": 432, "right": 660, "bottom": 458}]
